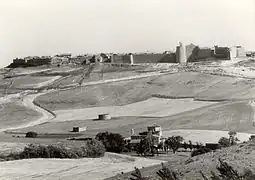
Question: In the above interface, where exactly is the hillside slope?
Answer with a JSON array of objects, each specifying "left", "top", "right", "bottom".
[
  {"left": 35, "top": 72, "right": 255, "bottom": 111},
  {"left": 109, "top": 142, "right": 255, "bottom": 180}
]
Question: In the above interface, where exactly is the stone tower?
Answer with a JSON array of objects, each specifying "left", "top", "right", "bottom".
[
  {"left": 129, "top": 53, "right": 134, "bottom": 65},
  {"left": 176, "top": 42, "right": 187, "bottom": 64}
]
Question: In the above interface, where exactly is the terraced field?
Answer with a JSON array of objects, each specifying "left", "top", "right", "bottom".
[{"left": 15, "top": 100, "right": 255, "bottom": 140}]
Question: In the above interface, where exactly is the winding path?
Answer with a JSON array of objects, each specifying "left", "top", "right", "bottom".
[
  {"left": 5, "top": 64, "right": 254, "bottom": 133},
  {"left": 2, "top": 71, "right": 173, "bottom": 132}
]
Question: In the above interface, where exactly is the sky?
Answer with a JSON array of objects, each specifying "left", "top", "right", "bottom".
[{"left": 0, "top": 0, "right": 255, "bottom": 68}]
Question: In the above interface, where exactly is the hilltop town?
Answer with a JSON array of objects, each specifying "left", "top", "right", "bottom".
[
  {"left": 1, "top": 42, "right": 255, "bottom": 180},
  {"left": 7, "top": 43, "right": 253, "bottom": 68}
]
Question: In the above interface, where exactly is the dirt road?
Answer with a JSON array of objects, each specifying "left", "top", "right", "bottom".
[
  {"left": 61, "top": 71, "right": 174, "bottom": 88},
  {"left": 2, "top": 71, "right": 172, "bottom": 132}
]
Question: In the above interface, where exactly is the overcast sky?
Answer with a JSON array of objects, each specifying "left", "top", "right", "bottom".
[{"left": 0, "top": 0, "right": 255, "bottom": 68}]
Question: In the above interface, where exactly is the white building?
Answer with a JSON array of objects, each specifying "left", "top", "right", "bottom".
[
  {"left": 176, "top": 42, "right": 187, "bottom": 64},
  {"left": 51, "top": 57, "right": 69, "bottom": 64},
  {"left": 230, "top": 46, "right": 246, "bottom": 58}
]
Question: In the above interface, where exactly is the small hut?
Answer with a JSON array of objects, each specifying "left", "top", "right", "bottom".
[
  {"left": 98, "top": 114, "right": 111, "bottom": 120},
  {"left": 73, "top": 127, "right": 80, "bottom": 132}
]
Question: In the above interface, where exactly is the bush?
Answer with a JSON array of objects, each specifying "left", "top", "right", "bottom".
[
  {"left": 84, "top": 138, "right": 105, "bottom": 158},
  {"left": 136, "top": 132, "right": 156, "bottom": 157},
  {"left": 2, "top": 139, "right": 105, "bottom": 161},
  {"left": 130, "top": 167, "right": 151, "bottom": 180},
  {"left": 201, "top": 158, "right": 255, "bottom": 180},
  {"left": 130, "top": 163, "right": 179, "bottom": 180},
  {"left": 191, "top": 147, "right": 211, "bottom": 157},
  {"left": 218, "top": 137, "right": 231, "bottom": 148},
  {"left": 128, "top": 159, "right": 255, "bottom": 180},
  {"left": 218, "top": 132, "right": 238, "bottom": 148},
  {"left": 165, "top": 136, "right": 184, "bottom": 153},
  {"left": 25, "top": 131, "right": 38, "bottom": 138},
  {"left": 156, "top": 163, "right": 179, "bottom": 180},
  {"left": 127, "top": 159, "right": 255, "bottom": 180},
  {"left": 95, "top": 131, "right": 124, "bottom": 153}
]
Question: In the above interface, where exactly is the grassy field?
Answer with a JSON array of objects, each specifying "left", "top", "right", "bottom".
[
  {"left": 196, "top": 78, "right": 255, "bottom": 101},
  {"left": 35, "top": 76, "right": 157, "bottom": 111},
  {"left": 14, "top": 101, "right": 255, "bottom": 139},
  {"left": 8, "top": 75, "right": 58, "bottom": 89},
  {"left": 0, "top": 152, "right": 164, "bottom": 180},
  {"left": 51, "top": 98, "right": 214, "bottom": 121},
  {"left": 2, "top": 64, "right": 255, "bottom": 179},
  {"left": 0, "top": 89, "right": 23, "bottom": 97},
  {"left": 35, "top": 72, "right": 255, "bottom": 111},
  {"left": 0, "top": 102, "right": 40, "bottom": 131},
  {"left": 52, "top": 71, "right": 141, "bottom": 87}
]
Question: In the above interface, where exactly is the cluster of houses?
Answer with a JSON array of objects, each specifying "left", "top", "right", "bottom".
[
  {"left": 124, "top": 124, "right": 165, "bottom": 149},
  {"left": 8, "top": 43, "right": 250, "bottom": 68},
  {"left": 9, "top": 53, "right": 91, "bottom": 68},
  {"left": 125, "top": 123, "right": 221, "bottom": 151}
]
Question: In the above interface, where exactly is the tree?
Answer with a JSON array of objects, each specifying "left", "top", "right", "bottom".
[
  {"left": 218, "top": 137, "right": 231, "bottom": 148},
  {"left": 25, "top": 131, "right": 38, "bottom": 138},
  {"left": 165, "top": 136, "right": 184, "bottom": 153},
  {"left": 218, "top": 131, "right": 238, "bottom": 148},
  {"left": 195, "top": 142, "right": 201, "bottom": 149},
  {"left": 95, "top": 131, "right": 124, "bottom": 153},
  {"left": 183, "top": 142, "right": 188, "bottom": 151},
  {"left": 188, "top": 140, "right": 193, "bottom": 151},
  {"left": 191, "top": 147, "right": 211, "bottom": 157},
  {"left": 228, "top": 131, "right": 237, "bottom": 145},
  {"left": 136, "top": 131, "right": 155, "bottom": 156}
]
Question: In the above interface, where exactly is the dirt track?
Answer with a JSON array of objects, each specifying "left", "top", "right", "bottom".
[{"left": 1, "top": 71, "right": 172, "bottom": 132}]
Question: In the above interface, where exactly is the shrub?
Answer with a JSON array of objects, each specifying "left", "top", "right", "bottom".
[
  {"left": 218, "top": 137, "right": 231, "bottom": 148},
  {"left": 156, "top": 163, "right": 179, "bottom": 180},
  {"left": 201, "top": 158, "right": 255, "bottom": 180},
  {"left": 228, "top": 131, "right": 238, "bottom": 145},
  {"left": 136, "top": 137, "right": 151, "bottom": 156},
  {"left": 25, "top": 131, "right": 38, "bottom": 138},
  {"left": 218, "top": 131, "right": 239, "bottom": 148},
  {"left": 165, "top": 136, "right": 184, "bottom": 153},
  {"left": 95, "top": 131, "right": 124, "bottom": 153},
  {"left": 128, "top": 159, "right": 255, "bottom": 180},
  {"left": 136, "top": 132, "right": 155, "bottom": 157},
  {"left": 188, "top": 140, "right": 193, "bottom": 151},
  {"left": 2, "top": 139, "right": 105, "bottom": 161},
  {"left": 183, "top": 142, "right": 188, "bottom": 151},
  {"left": 130, "top": 167, "right": 150, "bottom": 180},
  {"left": 130, "top": 163, "right": 179, "bottom": 180},
  {"left": 20, "top": 144, "right": 52, "bottom": 158},
  {"left": 84, "top": 138, "right": 105, "bottom": 158},
  {"left": 191, "top": 147, "right": 211, "bottom": 157}
]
